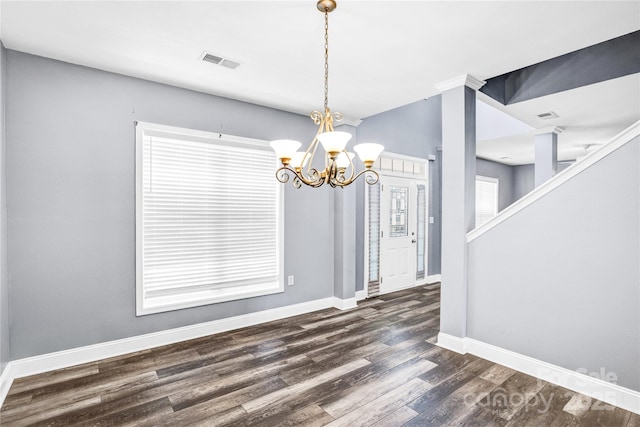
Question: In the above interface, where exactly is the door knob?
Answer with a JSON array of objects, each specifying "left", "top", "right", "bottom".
[{"left": 411, "top": 239, "right": 416, "bottom": 243}]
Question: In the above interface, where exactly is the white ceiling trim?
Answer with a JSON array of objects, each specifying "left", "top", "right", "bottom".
[
  {"left": 435, "top": 74, "right": 486, "bottom": 92},
  {"left": 533, "top": 126, "right": 564, "bottom": 135}
]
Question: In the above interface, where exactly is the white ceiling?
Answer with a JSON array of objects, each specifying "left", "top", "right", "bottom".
[
  {"left": 477, "top": 73, "right": 640, "bottom": 165},
  {"left": 1, "top": 1, "right": 639, "bottom": 164}
]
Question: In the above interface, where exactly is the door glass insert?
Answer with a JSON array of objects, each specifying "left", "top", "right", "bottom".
[{"left": 389, "top": 186, "right": 408, "bottom": 237}]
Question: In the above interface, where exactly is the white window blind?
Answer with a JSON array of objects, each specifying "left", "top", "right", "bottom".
[
  {"left": 135, "top": 122, "right": 283, "bottom": 315},
  {"left": 475, "top": 176, "right": 499, "bottom": 228}
]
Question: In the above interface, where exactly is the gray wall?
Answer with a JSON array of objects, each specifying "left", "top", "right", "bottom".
[
  {"left": 513, "top": 164, "right": 535, "bottom": 201},
  {"left": 0, "top": 42, "right": 8, "bottom": 374},
  {"left": 468, "top": 137, "right": 640, "bottom": 391},
  {"left": 514, "top": 162, "right": 570, "bottom": 201},
  {"left": 476, "top": 158, "right": 515, "bottom": 211},
  {"left": 5, "top": 51, "right": 336, "bottom": 360},
  {"left": 355, "top": 97, "right": 443, "bottom": 291}
]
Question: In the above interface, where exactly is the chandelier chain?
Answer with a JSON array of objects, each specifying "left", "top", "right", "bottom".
[{"left": 324, "top": 8, "right": 329, "bottom": 110}]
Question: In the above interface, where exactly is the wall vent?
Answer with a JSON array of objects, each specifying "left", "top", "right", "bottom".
[
  {"left": 536, "top": 111, "right": 559, "bottom": 120},
  {"left": 200, "top": 52, "right": 240, "bottom": 70}
]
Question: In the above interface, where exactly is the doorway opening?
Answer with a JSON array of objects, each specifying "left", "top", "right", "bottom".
[{"left": 364, "top": 153, "right": 429, "bottom": 297}]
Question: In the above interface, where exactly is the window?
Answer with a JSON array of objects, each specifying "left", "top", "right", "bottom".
[
  {"left": 416, "top": 184, "right": 426, "bottom": 280},
  {"left": 135, "top": 122, "right": 283, "bottom": 315},
  {"left": 475, "top": 176, "right": 499, "bottom": 228},
  {"left": 389, "top": 186, "right": 409, "bottom": 237},
  {"left": 367, "top": 182, "right": 381, "bottom": 286}
]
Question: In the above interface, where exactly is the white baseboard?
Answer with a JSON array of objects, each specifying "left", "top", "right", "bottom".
[
  {"left": 426, "top": 274, "right": 442, "bottom": 284},
  {"left": 355, "top": 290, "right": 366, "bottom": 301},
  {"left": 332, "top": 297, "right": 357, "bottom": 310},
  {"left": 436, "top": 333, "right": 640, "bottom": 415},
  {"left": 377, "top": 277, "right": 441, "bottom": 297},
  {"left": 437, "top": 332, "right": 468, "bottom": 354},
  {"left": 0, "top": 364, "right": 13, "bottom": 409},
  {"left": 0, "top": 295, "right": 344, "bottom": 407}
]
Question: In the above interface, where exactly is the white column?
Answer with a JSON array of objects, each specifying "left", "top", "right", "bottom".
[
  {"left": 436, "top": 74, "right": 485, "bottom": 343},
  {"left": 534, "top": 127, "right": 562, "bottom": 187}
]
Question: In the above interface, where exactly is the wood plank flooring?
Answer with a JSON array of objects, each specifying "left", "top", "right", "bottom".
[{"left": 2, "top": 284, "right": 637, "bottom": 426}]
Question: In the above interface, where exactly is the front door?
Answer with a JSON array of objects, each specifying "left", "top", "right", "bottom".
[{"left": 380, "top": 176, "right": 417, "bottom": 294}]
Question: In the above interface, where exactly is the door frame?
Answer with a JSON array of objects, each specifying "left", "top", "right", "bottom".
[{"left": 363, "top": 151, "right": 429, "bottom": 297}]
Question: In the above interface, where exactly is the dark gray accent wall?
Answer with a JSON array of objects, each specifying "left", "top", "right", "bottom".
[
  {"left": 482, "top": 31, "right": 640, "bottom": 105},
  {"left": 476, "top": 158, "right": 515, "bottom": 211},
  {"left": 0, "top": 42, "right": 8, "bottom": 375},
  {"left": 355, "top": 97, "right": 443, "bottom": 291},
  {"left": 6, "top": 51, "right": 335, "bottom": 360},
  {"left": 468, "top": 137, "right": 640, "bottom": 391}
]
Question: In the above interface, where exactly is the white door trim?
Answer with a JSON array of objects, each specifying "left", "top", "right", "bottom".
[{"left": 363, "top": 152, "right": 429, "bottom": 297}]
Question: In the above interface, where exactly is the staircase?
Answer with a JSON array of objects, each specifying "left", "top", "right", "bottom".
[{"left": 465, "top": 120, "right": 640, "bottom": 412}]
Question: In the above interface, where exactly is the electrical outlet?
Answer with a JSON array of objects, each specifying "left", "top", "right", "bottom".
[
  {"left": 288, "top": 275, "right": 295, "bottom": 286},
  {"left": 429, "top": 216, "right": 435, "bottom": 224}
]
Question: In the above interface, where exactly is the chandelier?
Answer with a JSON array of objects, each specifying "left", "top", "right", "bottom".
[{"left": 269, "top": 0, "right": 384, "bottom": 189}]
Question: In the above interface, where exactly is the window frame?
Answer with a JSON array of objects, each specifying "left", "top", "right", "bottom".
[
  {"left": 475, "top": 175, "right": 499, "bottom": 228},
  {"left": 364, "top": 151, "right": 429, "bottom": 296},
  {"left": 135, "top": 121, "right": 284, "bottom": 316}
]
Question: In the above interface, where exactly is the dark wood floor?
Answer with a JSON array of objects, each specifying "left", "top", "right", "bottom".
[{"left": 2, "top": 284, "right": 638, "bottom": 426}]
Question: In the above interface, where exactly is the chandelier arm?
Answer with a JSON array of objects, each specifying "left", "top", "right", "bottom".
[
  {"left": 325, "top": 110, "right": 334, "bottom": 132},
  {"left": 306, "top": 167, "right": 325, "bottom": 186},
  {"left": 275, "top": 167, "right": 292, "bottom": 183},
  {"left": 306, "top": 168, "right": 326, "bottom": 188},
  {"left": 336, "top": 168, "right": 380, "bottom": 187},
  {"left": 299, "top": 165, "right": 326, "bottom": 187},
  {"left": 279, "top": 154, "right": 379, "bottom": 189},
  {"left": 310, "top": 110, "right": 323, "bottom": 125},
  {"left": 303, "top": 111, "right": 325, "bottom": 177},
  {"left": 277, "top": 165, "right": 327, "bottom": 188},
  {"left": 332, "top": 164, "right": 350, "bottom": 186},
  {"left": 363, "top": 169, "right": 380, "bottom": 185},
  {"left": 343, "top": 148, "right": 356, "bottom": 182},
  {"left": 293, "top": 176, "right": 302, "bottom": 189},
  {"left": 325, "top": 159, "right": 336, "bottom": 185},
  {"left": 304, "top": 136, "right": 321, "bottom": 178}
]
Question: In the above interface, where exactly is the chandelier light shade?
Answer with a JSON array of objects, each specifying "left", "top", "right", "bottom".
[
  {"left": 290, "top": 151, "right": 311, "bottom": 169},
  {"left": 317, "top": 131, "right": 351, "bottom": 155},
  {"left": 353, "top": 143, "right": 385, "bottom": 167},
  {"left": 270, "top": 0, "right": 384, "bottom": 189},
  {"left": 269, "top": 140, "right": 301, "bottom": 164},
  {"left": 335, "top": 152, "right": 355, "bottom": 169}
]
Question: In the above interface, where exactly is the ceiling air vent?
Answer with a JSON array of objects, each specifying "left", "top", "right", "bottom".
[
  {"left": 219, "top": 59, "right": 240, "bottom": 70},
  {"left": 201, "top": 52, "right": 240, "bottom": 70},
  {"left": 536, "top": 111, "right": 559, "bottom": 120}
]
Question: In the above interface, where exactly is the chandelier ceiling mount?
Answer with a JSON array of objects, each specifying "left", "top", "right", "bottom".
[{"left": 316, "top": 0, "right": 337, "bottom": 12}]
